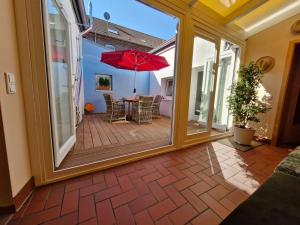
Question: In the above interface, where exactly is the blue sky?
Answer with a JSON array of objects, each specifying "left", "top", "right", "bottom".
[{"left": 83, "top": 0, "right": 178, "bottom": 40}]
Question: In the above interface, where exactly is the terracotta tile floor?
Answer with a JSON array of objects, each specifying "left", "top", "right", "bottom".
[{"left": 9, "top": 142, "right": 289, "bottom": 225}]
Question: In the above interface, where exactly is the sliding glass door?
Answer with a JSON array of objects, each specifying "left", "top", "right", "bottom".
[
  {"left": 186, "top": 36, "right": 240, "bottom": 137},
  {"left": 213, "top": 40, "right": 241, "bottom": 132},
  {"left": 187, "top": 35, "right": 218, "bottom": 135}
]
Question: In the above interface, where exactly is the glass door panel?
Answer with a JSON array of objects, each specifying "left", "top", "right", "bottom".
[
  {"left": 187, "top": 36, "right": 217, "bottom": 135},
  {"left": 45, "top": 0, "right": 76, "bottom": 167},
  {"left": 213, "top": 40, "right": 241, "bottom": 132}
]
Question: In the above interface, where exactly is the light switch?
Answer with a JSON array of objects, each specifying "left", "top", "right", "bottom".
[
  {"left": 9, "top": 84, "right": 16, "bottom": 94},
  {"left": 5, "top": 72, "right": 16, "bottom": 94}
]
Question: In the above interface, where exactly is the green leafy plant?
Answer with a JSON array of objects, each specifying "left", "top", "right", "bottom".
[
  {"left": 99, "top": 77, "right": 110, "bottom": 87},
  {"left": 228, "top": 61, "right": 270, "bottom": 128}
]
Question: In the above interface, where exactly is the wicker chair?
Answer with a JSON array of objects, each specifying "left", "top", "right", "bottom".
[
  {"left": 152, "top": 95, "right": 163, "bottom": 118},
  {"left": 132, "top": 96, "right": 154, "bottom": 124},
  {"left": 103, "top": 94, "right": 126, "bottom": 123}
]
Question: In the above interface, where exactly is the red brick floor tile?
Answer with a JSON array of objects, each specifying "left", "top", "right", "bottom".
[
  {"left": 182, "top": 169, "right": 201, "bottom": 183},
  {"left": 148, "top": 182, "right": 168, "bottom": 201},
  {"left": 94, "top": 185, "right": 121, "bottom": 202},
  {"left": 134, "top": 210, "right": 154, "bottom": 225},
  {"left": 24, "top": 187, "right": 50, "bottom": 215},
  {"left": 114, "top": 166, "right": 136, "bottom": 177},
  {"left": 189, "top": 165, "right": 205, "bottom": 174},
  {"left": 118, "top": 175, "right": 134, "bottom": 191},
  {"left": 79, "top": 218, "right": 98, "bottom": 225},
  {"left": 169, "top": 203, "right": 198, "bottom": 225},
  {"left": 157, "top": 174, "right": 178, "bottom": 187},
  {"left": 174, "top": 177, "right": 194, "bottom": 191},
  {"left": 45, "top": 186, "right": 64, "bottom": 209},
  {"left": 104, "top": 172, "right": 118, "bottom": 187},
  {"left": 143, "top": 172, "right": 162, "bottom": 183},
  {"left": 10, "top": 143, "right": 289, "bottom": 225},
  {"left": 155, "top": 216, "right": 173, "bottom": 225},
  {"left": 129, "top": 193, "right": 157, "bottom": 214},
  {"left": 134, "top": 178, "right": 151, "bottom": 195},
  {"left": 197, "top": 172, "right": 218, "bottom": 187},
  {"left": 190, "top": 181, "right": 211, "bottom": 196},
  {"left": 226, "top": 189, "right": 249, "bottom": 206},
  {"left": 111, "top": 189, "right": 139, "bottom": 208},
  {"left": 61, "top": 190, "right": 79, "bottom": 216},
  {"left": 148, "top": 198, "right": 176, "bottom": 221},
  {"left": 219, "top": 197, "right": 237, "bottom": 211},
  {"left": 43, "top": 211, "right": 78, "bottom": 225},
  {"left": 65, "top": 178, "right": 93, "bottom": 192},
  {"left": 115, "top": 205, "right": 135, "bottom": 225},
  {"left": 168, "top": 167, "right": 186, "bottom": 179},
  {"left": 181, "top": 189, "right": 208, "bottom": 213},
  {"left": 207, "top": 185, "right": 230, "bottom": 200},
  {"left": 19, "top": 206, "right": 61, "bottom": 225},
  {"left": 154, "top": 164, "right": 171, "bottom": 176},
  {"left": 200, "top": 193, "right": 230, "bottom": 219},
  {"left": 164, "top": 186, "right": 187, "bottom": 207},
  {"left": 80, "top": 182, "right": 106, "bottom": 197},
  {"left": 92, "top": 172, "right": 104, "bottom": 184},
  {"left": 191, "top": 209, "right": 222, "bottom": 225},
  {"left": 96, "top": 199, "right": 115, "bottom": 225},
  {"left": 79, "top": 195, "right": 96, "bottom": 223}
]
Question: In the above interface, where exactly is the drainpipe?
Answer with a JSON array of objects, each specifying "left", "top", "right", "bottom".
[{"left": 80, "top": 0, "right": 93, "bottom": 36}]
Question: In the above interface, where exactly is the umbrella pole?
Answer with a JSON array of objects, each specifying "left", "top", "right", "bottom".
[{"left": 133, "top": 70, "right": 137, "bottom": 94}]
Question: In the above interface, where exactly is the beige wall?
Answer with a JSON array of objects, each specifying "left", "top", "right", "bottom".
[
  {"left": 244, "top": 13, "right": 300, "bottom": 139},
  {"left": 0, "top": 0, "right": 32, "bottom": 197}
]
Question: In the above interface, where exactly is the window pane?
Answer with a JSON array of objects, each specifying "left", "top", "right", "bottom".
[
  {"left": 213, "top": 40, "right": 240, "bottom": 132},
  {"left": 187, "top": 36, "right": 216, "bottom": 135},
  {"left": 47, "top": 0, "right": 73, "bottom": 147}
]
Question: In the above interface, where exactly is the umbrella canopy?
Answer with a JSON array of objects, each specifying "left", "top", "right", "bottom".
[{"left": 101, "top": 50, "right": 170, "bottom": 93}]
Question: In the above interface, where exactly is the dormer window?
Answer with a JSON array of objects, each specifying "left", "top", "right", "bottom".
[{"left": 108, "top": 28, "right": 119, "bottom": 35}]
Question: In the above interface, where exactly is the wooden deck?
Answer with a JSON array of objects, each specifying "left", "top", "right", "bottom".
[{"left": 59, "top": 114, "right": 172, "bottom": 169}]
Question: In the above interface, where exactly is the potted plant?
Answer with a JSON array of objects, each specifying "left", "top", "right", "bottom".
[
  {"left": 99, "top": 77, "right": 110, "bottom": 90},
  {"left": 228, "top": 61, "right": 270, "bottom": 145}
]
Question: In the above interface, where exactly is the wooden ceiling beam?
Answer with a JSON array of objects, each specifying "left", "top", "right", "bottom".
[
  {"left": 225, "top": 0, "right": 268, "bottom": 24},
  {"left": 189, "top": 0, "right": 199, "bottom": 8}
]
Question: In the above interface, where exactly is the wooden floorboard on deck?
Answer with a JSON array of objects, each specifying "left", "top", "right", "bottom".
[{"left": 59, "top": 114, "right": 172, "bottom": 169}]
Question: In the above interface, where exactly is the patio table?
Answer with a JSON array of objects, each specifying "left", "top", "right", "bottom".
[{"left": 123, "top": 97, "right": 139, "bottom": 120}]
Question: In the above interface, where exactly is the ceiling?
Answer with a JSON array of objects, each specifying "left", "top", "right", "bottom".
[{"left": 189, "top": 0, "right": 300, "bottom": 37}]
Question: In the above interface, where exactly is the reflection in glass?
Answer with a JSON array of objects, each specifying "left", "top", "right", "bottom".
[
  {"left": 47, "top": 0, "right": 73, "bottom": 147},
  {"left": 187, "top": 37, "right": 216, "bottom": 135},
  {"left": 213, "top": 40, "right": 240, "bottom": 132}
]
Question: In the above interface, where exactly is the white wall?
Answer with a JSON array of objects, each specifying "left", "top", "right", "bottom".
[
  {"left": 188, "top": 37, "right": 215, "bottom": 121},
  {"left": 150, "top": 46, "right": 176, "bottom": 117}
]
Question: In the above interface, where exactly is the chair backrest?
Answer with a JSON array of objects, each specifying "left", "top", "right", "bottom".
[
  {"left": 103, "top": 94, "right": 113, "bottom": 110},
  {"left": 153, "top": 95, "right": 163, "bottom": 104},
  {"left": 139, "top": 96, "right": 154, "bottom": 108}
]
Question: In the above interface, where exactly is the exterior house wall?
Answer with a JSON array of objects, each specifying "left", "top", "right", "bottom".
[
  {"left": 150, "top": 46, "right": 176, "bottom": 117},
  {"left": 82, "top": 39, "right": 150, "bottom": 113},
  {"left": 0, "top": 0, "right": 32, "bottom": 197},
  {"left": 244, "top": 13, "right": 300, "bottom": 139},
  {"left": 189, "top": 38, "right": 216, "bottom": 121}
]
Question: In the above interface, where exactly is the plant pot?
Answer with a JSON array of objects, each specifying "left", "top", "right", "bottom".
[{"left": 233, "top": 126, "right": 255, "bottom": 145}]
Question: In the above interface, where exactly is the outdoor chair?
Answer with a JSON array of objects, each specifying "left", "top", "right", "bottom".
[
  {"left": 103, "top": 94, "right": 126, "bottom": 123},
  {"left": 152, "top": 95, "right": 163, "bottom": 118},
  {"left": 132, "top": 96, "right": 154, "bottom": 124}
]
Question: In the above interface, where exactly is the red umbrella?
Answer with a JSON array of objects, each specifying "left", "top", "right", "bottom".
[{"left": 101, "top": 50, "right": 169, "bottom": 93}]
